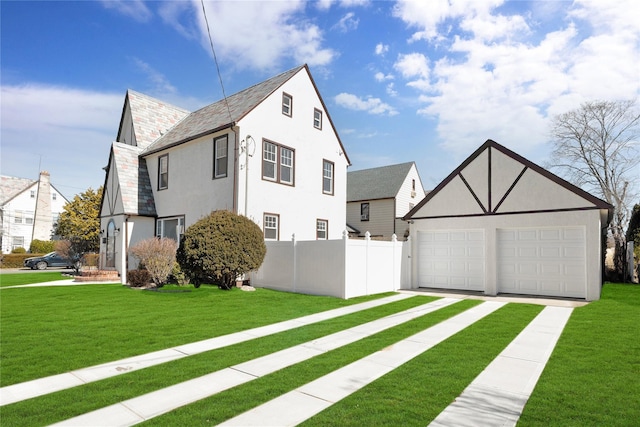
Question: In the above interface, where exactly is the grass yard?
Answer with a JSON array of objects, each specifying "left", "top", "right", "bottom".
[
  {"left": 518, "top": 283, "right": 640, "bottom": 426},
  {"left": 1, "top": 278, "right": 639, "bottom": 426},
  {"left": 0, "top": 271, "right": 69, "bottom": 288}
]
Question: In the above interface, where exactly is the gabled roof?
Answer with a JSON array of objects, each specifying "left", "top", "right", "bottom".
[
  {"left": 0, "top": 176, "right": 36, "bottom": 205},
  {"left": 404, "top": 139, "right": 613, "bottom": 221},
  {"left": 111, "top": 142, "right": 156, "bottom": 216},
  {"left": 141, "top": 65, "right": 306, "bottom": 156},
  {"left": 120, "top": 91, "right": 190, "bottom": 151},
  {"left": 347, "top": 162, "right": 415, "bottom": 202}
]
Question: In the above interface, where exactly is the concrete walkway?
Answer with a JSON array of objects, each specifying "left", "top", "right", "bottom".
[
  {"left": 1, "top": 293, "right": 414, "bottom": 406},
  {"left": 50, "top": 297, "right": 462, "bottom": 426},
  {"left": 429, "top": 305, "right": 573, "bottom": 427}
]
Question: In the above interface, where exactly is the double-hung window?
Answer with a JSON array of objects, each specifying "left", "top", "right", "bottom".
[
  {"left": 264, "top": 213, "right": 279, "bottom": 240},
  {"left": 361, "top": 203, "right": 370, "bottom": 221},
  {"left": 214, "top": 136, "right": 228, "bottom": 178},
  {"left": 158, "top": 154, "right": 169, "bottom": 190},
  {"left": 282, "top": 93, "right": 292, "bottom": 116},
  {"left": 156, "top": 216, "right": 185, "bottom": 241},
  {"left": 323, "top": 160, "right": 334, "bottom": 195},
  {"left": 263, "top": 140, "right": 294, "bottom": 185},
  {"left": 316, "top": 219, "right": 328, "bottom": 240},
  {"left": 313, "top": 108, "right": 322, "bottom": 129}
]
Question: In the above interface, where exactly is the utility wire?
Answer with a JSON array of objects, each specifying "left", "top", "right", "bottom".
[{"left": 200, "top": 0, "right": 233, "bottom": 124}]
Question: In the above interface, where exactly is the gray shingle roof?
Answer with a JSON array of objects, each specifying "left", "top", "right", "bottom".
[
  {"left": 0, "top": 176, "right": 36, "bottom": 205},
  {"left": 347, "top": 162, "right": 415, "bottom": 202},
  {"left": 111, "top": 142, "right": 156, "bottom": 216},
  {"left": 141, "top": 65, "right": 306, "bottom": 156},
  {"left": 125, "top": 91, "right": 190, "bottom": 151}
]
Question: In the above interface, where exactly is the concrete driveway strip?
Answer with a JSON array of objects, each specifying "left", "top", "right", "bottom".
[
  {"left": 0, "top": 293, "right": 413, "bottom": 406},
  {"left": 429, "top": 305, "right": 573, "bottom": 427},
  {"left": 219, "top": 301, "right": 507, "bottom": 427},
  {"left": 49, "top": 297, "right": 461, "bottom": 426}
]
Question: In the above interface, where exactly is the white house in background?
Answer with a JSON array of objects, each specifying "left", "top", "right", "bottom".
[
  {"left": 0, "top": 171, "right": 69, "bottom": 253},
  {"left": 99, "top": 64, "right": 350, "bottom": 283},
  {"left": 347, "top": 162, "right": 426, "bottom": 240},
  {"left": 404, "top": 139, "right": 612, "bottom": 301}
]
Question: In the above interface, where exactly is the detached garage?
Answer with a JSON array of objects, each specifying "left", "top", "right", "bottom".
[{"left": 405, "top": 140, "right": 612, "bottom": 301}]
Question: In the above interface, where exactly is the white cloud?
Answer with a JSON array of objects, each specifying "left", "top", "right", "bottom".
[
  {"left": 334, "top": 93, "right": 398, "bottom": 116},
  {"left": 196, "top": 0, "right": 335, "bottom": 71},
  {"left": 386, "top": 83, "right": 398, "bottom": 97},
  {"left": 374, "top": 72, "right": 393, "bottom": 82},
  {"left": 333, "top": 12, "right": 359, "bottom": 32},
  {"left": 375, "top": 43, "right": 389, "bottom": 56},
  {"left": 391, "top": 0, "right": 640, "bottom": 160},
  {"left": 0, "top": 84, "right": 123, "bottom": 195},
  {"left": 100, "top": 0, "right": 152, "bottom": 22},
  {"left": 132, "top": 58, "right": 177, "bottom": 96}
]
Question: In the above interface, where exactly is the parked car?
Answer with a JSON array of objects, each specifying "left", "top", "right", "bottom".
[{"left": 24, "top": 252, "right": 72, "bottom": 270}]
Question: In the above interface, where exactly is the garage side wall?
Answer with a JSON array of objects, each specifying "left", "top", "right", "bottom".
[{"left": 410, "top": 209, "right": 604, "bottom": 300}]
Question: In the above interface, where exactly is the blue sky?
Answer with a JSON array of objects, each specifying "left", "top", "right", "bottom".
[{"left": 2, "top": 0, "right": 639, "bottom": 199}]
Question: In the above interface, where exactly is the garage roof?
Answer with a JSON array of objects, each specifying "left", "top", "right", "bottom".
[{"left": 404, "top": 139, "right": 613, "bottom": 222}]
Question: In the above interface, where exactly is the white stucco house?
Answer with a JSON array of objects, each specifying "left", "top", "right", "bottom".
[
  {"left": 99, "top": 65, "right": 350, "bottom": 283},
  {"left": 404, "top": 139, "right": 612, "bottom": 301},
  {"left": 0, "top": 171, "right": 69, "bottom": 253},
  {"left": 347, "top": 162, "right": 426, "bottom": 240}
]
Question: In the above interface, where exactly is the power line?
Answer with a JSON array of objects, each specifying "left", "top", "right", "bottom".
[{"left": 200, "top": 0, "right": 233, "bottom": 124}]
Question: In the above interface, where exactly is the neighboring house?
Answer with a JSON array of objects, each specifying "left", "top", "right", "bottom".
[
  {"left": 0, "top": 171, "right": 69, "bottom": 253},
  {"left": 347, "top": 162, "right": 426, "bottom": 240},
  {"left": 99, "top": 64, "right": 350, "bottom": 282},
  {"left": 404, "top": 139, "right": 612, "bottom": 301}
]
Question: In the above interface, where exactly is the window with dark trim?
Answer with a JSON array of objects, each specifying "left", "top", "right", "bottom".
[
  {"left": 282, "top": 93, "right": 293, "bottom": 117},
  {"left": 262, "top": 140, "right": 294, "bottom": 185},
  {"left": 313, "top": 108, "right": 322, "bottom": 129},
  {"left": 158, "top": 154, "right": 169, "bottom": 190},
  {"left": 156, "top": 216, "right": 185, "bottom": 241},
  {"left": 264, "top": 213, "right": 279, "bottom": 240},
  {"left": 213, "top": 135, "right": 228, "bottom": 179},
  {"left": 323, "top": 160, "right": 334, "bottom": 195},
  {"left": 361, "top": 202, "right": 370, "bottom": 221},
  {"left": 316, "top": 219, "right": 328, "bottom": 240}
]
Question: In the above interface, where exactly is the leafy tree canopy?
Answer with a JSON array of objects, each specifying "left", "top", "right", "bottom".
[{"left": 54, "top": 187, "right": 102, "bottom": 253}]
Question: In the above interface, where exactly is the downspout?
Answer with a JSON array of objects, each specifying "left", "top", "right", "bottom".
[
  {"left": 122, "top": 215, "right": 130, "bottom": 285},
  {"left": 230, "top": 123, "right": 239, "bottom": 214}
]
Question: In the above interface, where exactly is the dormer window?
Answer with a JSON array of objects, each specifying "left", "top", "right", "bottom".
[{"left": 282, "top": 93, "right": 292, "bottom": 117}]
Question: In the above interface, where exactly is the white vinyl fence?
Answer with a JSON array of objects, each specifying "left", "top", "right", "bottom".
[{"left": 250, "top": 232, "right": 412, "bottom": 299}]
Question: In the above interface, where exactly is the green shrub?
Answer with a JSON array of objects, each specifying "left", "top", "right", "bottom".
[
  {"left": 29, "top": 239, "right": 55, "bottom": 254},
  {"left": 177, "top": 210, "right": 266, "bottom": 290},
  {"left": 168, "top": 262, "right": 189, "bottom": 286},
  {"left": 127, "top": 269, "right": 151, "bottom": 288},
  {"left": 129, "top": 238, "right": 177, "bottom": 287},
  {"left": 11, "top": 247, "right": 26, "bottom": 254}
]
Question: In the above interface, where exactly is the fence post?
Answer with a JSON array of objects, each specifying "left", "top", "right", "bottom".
[
  {"left": 392, "top": 233, "right": 398, "bottom": 291},
  {"left": 365, "top": 231, "right": 371, "bottom": 295},
  {"left": 292, "top": 233, "right": 297, "bottom": 293},
  {"left": 342, "top": 229, "right": 348, "bottom": 299}
]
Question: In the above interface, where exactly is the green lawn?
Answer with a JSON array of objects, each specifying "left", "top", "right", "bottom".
[
  {"left": 1, "top": 278, "right": 638, "bottom": 426},
  {"left": 0, "top": 271, "right": 69, "bottom": 287}
]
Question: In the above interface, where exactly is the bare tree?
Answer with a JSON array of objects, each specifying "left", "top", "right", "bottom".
[{"left": 549, "top": 99, "right": 640, "bottom": 279}]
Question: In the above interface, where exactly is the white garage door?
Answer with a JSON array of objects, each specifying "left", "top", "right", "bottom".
[
  {"left": 497, "top": 227, "right": 586, "bottom": 298},
  {"left": 417, "top": 230, "right": 485, "bottom": 291}
]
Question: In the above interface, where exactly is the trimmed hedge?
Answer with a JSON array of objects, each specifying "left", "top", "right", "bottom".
[{"left": 1, "top": 253, "right": 47, "bottom": 269}]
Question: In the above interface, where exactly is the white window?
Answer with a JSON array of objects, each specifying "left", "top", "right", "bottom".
[
  {"left": 317, "top": 219, "right": 328, "bottom": 240},
  {"left": 158, "top": 154, "right": 169, "bottom": 190},
  {"left": 263, "top": 140, "right": 294, "bottom": 186},
  {"left": 30, "top": 190, "right": 35, "bottom": 198},
  {"left": 280, "top": 147, "right": 294, "bottom": 184},
  {"left": 12, "top": 236, "right": 24, "bottom": 250},
  {"left": 52, "top": 193, "right": 57, "bottom": 201},
  {"left": 264, "top": 214, "right": 279, "bottom": 240},
  {"left": 214, "top": 136, "right": 228, "bottom": 178},
  {"left": 323, "top": 160, "right": 334, "bottom": 195},
  {"left": 14, "top": 211, "right": 23, "bottom": 224},
  {"left": 156, "top": 216, "right": 184, "bottom": 241},
  {"left": 361, "top": 203, "right": 370, "bottom": 221},
  {"left": 282, "top": 93, "right": 292, "bottom": 116},
  {"left": 314, "top": 108, "right": 322, "bottom": 129}
]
